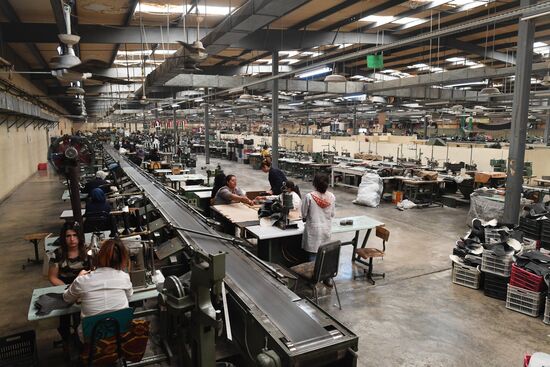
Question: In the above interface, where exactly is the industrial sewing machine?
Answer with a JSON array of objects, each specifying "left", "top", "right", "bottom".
[{"left": 273, "top": 188, "right": 298, "bottom": 230}]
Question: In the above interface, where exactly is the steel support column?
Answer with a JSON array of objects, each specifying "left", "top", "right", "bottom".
[
  {"left": 205, "top": 104, "right": 210, "bottom": 165},
  {"left": 173, "top": 92, "right": 178, "bottom": 147},
  {"left": 352, "top": 105, "right": 357, "bottom": 135},
  {"left": 271, "top": 52, "right": 279, "bottom": 168},
  {"left": 503, "top": 0, "right": 536, "bottom": 225},
  {"left": 544, "top": 99, "right": 550, "bottom": 146}
]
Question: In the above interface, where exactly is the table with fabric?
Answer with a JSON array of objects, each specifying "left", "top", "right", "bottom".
[
  {"left": 211, "top": 203, "right": 261, "bottom": 236},
  {"left": 28, "top": 284, "right": 159, "bottom": 322}
]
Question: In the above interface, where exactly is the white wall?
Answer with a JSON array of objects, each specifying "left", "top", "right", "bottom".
[{"left": 0, "top": 119, "right": 70, "bottom": 201}]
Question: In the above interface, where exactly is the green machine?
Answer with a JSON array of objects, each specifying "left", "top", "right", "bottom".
[
  {"left": 159, "top": 250, "right": 226, "bottom": 367},
  {"left": 490, "top": 159, "right": 506, "bottom": 172}
]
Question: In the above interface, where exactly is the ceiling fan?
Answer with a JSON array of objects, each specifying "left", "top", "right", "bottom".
[
  {"left": 170, "top": 9, "right": 208, "bottom": 71},
  {"left": 3, "top": 4, "right": 132, "bottom": 86}
]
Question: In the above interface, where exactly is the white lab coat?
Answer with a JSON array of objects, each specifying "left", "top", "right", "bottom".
[{"left": 301, "top": 191, "right": 335, "bottom": 253}]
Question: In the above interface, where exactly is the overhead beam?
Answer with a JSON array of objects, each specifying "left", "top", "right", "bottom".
[
  {"left": 443, "top": 39, "right": 516, "bottom": 65},
  {"left": 0, "top": 23, "right": 395, "bottom": 51},
  {"left": 49, "top": 0, "right": 65, "bottom": 33},
  {"left": 0, "top": 1, "right": 50, "bottom": 70},
  {"left": 109, "top": 0, "right": 140, "bottom": 66},
  {"left": 236, "top": 29, "right": 396, "bottom": 50},
  {"left": 0, "top": 22, "right": 208, "bottom": 45}
]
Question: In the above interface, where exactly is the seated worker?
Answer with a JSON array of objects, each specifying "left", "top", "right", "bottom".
[
  {"left": 82, "top": 171, "right": 109, "bottom": 194},
  {"left": 214, "top": 175, "right": 254, "bottom": 205},
  {"left": 255, "top": 180, "right": 302, "bottom": 216},
  {"left": 84, "top": 188, "right": 113, "bottom": 232},
  {"left": 282, "top": 181, "right": 302, "bottom": 216},
  {"left": 260, "top": 144, "right": 270, "bottom": 158},
  {"left": 48, "top": 222, "right": 92, "bottom": 345},
  {"left": 260, "top": 160, "right": 288, "bottom": 195},
  {"left": 210, "top": 172, "right": 226, "bottom": 205},
  {"left": 149, "top": 148, "right": 161, "bottom": 162},
  {"left": 63, "top": 239, "right": 133, "bottom": 341}
]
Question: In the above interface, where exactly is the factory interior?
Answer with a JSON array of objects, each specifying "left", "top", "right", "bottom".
[{"left": 1, "top": 0, "right": 550, "bottom": 366}]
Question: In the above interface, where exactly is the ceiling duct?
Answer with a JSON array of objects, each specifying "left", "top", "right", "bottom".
[{"left": 139, "top": 0, "right": 310, "bottom": 97}]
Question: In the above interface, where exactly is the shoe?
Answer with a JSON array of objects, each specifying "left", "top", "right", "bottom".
[{"left": 323, "top": 279, "right": 333, "bottom": 288}]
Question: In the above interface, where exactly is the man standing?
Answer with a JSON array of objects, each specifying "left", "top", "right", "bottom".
[{"left": 261, "top": 160, "right": 288, "bottom": 195}]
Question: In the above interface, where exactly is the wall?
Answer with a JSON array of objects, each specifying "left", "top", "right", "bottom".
[{"left": 0, "top": 118, "right": 71, "bottom": 201}]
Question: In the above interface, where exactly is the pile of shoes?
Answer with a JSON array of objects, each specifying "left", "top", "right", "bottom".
[{"left": 452, "top": 218, "right": 522, "bottom": 267}]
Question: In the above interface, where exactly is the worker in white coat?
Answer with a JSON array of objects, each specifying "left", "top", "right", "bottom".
[{"left": 301, "top": 174, "right": 335, "bottom": 261}]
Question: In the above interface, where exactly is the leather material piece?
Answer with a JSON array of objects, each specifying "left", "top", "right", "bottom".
[{"left": 35, "top": 293, "right": 71, "bottom": 316}]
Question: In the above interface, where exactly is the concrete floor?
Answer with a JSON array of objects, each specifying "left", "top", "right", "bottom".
[{"left": 2, "top": 156, "right": 549, "bottom": 366}]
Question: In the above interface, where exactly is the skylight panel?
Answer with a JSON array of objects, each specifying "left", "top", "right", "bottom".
[
  {"left": 449, "top": 0, "right": 487, "bottom": 10},
  {"left": 135, "top": 3, "right": 234, "bottom": 16},
  {"left": 281, "top": 59, "right": 300, "bottom": 65},
  {"left": 300, "top": 51, "right": 324, "bottom": 57},
  {"left": 392, "top": 17, "right": 427, "bottom": 25},
  {"left": 359, "top": 15, "right": 394, "bottom": 23}
]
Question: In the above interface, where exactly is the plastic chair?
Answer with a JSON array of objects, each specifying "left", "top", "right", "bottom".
[
  {"left": 354, "top": 226, "right": 390, "bottom": 284},
  {"left": 82, "top": 308, "right": 133, "bottom": 367},
  {"left": 290, "top": 241, "right": 342, "bottom": 310},
  {"left": 0, "top": 330, "right": 39, "bottom": 367}
]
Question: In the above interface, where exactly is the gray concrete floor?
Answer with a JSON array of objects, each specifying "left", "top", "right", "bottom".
[{"left": 1, "top": 157, "right": 549, "bottom": 366}]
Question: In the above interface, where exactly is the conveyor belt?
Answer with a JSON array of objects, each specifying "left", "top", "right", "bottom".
[{"left": 107, "top": 147, "right": 330, "bottom": 344}]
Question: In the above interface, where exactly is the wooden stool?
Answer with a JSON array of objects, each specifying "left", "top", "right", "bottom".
[{"left": 22, "top": 232, "right": 51, "bottom": 269}]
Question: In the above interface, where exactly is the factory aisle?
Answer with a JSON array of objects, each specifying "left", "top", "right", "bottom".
[{"left": 1, "top": 158, "right": 548, "bottom": 366}]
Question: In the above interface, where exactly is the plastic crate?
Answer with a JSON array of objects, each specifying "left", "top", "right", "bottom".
[
  {"left": 483, "top": 272, "right": 509, "bottom": 300},
  {"left": 544, "top": 297, "right": 550, "bottom": 325},
  {"left": 452, "top": 263, "right": 482, "bottom": 289},
  {"left": 481, "top": 250, "right": 514, "bottom": 277},
  {"left": 505, "top": 284, "right": 543, "bottom": 317},
  {"left": 0, "top": 330, "right": 38, "bottom": 367},
  {"left": 484, "top": 227, "right": 501, "bottom": 244},
  {"left": 510, "top": 264, "right": 546, "bottom": 292}
]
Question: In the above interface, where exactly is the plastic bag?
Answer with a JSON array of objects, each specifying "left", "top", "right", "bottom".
[
  {"left": 353, "top": 171, "right": 383, "bottom": 207},
  {"left": 397, "top": 199, "right": 417, "bottom": 210}
]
